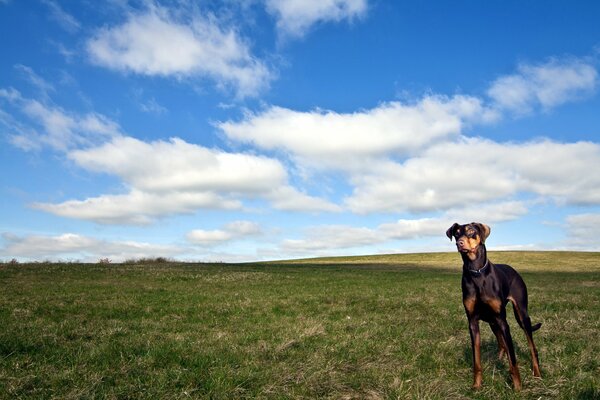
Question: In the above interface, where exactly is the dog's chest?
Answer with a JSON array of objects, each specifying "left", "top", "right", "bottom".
[{"left": 463, "top": 276, "right": 504, "bottom": 318}]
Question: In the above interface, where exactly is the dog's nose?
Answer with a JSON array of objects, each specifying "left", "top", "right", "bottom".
[{"left": 457, "top": 239, "right": 465, "bottom": 247}]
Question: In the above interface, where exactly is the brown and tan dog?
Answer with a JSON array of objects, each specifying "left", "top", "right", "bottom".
[{"left": 446, "top": 222, "right": 542, "bottom": 390}]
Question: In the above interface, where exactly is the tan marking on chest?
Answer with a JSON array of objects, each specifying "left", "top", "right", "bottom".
[
  {"left": 484, "top": 298, "right": 503, "bottom": 313},
  {"left": 463, "top": 297, "right": 477, "bottom": 315}
]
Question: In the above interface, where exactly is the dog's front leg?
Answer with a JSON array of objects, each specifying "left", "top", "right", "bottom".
[{"left": 468, "top": 318, "right": 483, "bottom": 389}]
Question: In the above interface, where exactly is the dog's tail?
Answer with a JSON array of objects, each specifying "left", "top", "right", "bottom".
[{"left": 532, "top": 322, "right": 542, "bottom": 332}]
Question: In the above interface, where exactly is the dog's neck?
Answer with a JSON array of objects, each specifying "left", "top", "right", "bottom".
[{"left": 461, "top": 244, "right": 488, "bottom": 273}]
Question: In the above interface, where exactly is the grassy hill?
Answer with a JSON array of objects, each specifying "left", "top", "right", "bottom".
[
  {"left": 267, "top": 251, "right": 600, "bottom": 272},
  {"left": 1, "top": 252, "right": 598, "bottom": 399}
]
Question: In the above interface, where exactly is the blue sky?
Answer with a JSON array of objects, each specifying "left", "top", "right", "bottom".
[{"left": 1, "top": 0, "right": 600, "bottom": 262}]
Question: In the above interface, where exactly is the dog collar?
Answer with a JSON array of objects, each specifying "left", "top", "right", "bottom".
[{"left": 469, "top": 260, "right": 490, "bottom": 275}]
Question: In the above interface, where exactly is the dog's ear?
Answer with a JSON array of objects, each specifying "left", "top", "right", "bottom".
[
  {"left": 446, "top": 223, "right": 460, "bottom": 241},
  {"left": 471, "top": 222, "right": 491, "bottom": 243}
]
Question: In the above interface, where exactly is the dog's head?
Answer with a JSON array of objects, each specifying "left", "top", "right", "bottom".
[{"left": 446, "top": 222, "right": 490, "bottom": 254}]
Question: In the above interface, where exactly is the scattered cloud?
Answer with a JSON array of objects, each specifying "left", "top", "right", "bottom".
[
  {"left": 0, "top": 89, "right": 121, "bottom": 151},
  {"left": 265, "top": 0, "right": 368, "bottom": 38},
  {"left": 488, "top": 58, "right": 598, "bottom": 114},
  {"left": 14, "top": 64, "right": 55, "bottom": 98},
  {"left": 54, "top": 41, "right": 77, "bottom": 62},
  {"left": 86, "top": 6, "right": 272, "bottom": 97},
  {"left": 42, "top": 0, "right": 81, "bottom": 33},
  {"left": 0, "top": 232, "right": 182, "bottom": 262},
  {"left": 139, "top": 97, "right": 168, "bottom": 115},
  {"left": 4, "top": 42, "right": 600, "bottom": 260},
  {"left": 2, "top": 86, "right": 339, "bottom": 224},
  {"left": 220, "top": 54, "right": 600, "bottom": 215},
  {"left": 220, "top": 77, "right": 600, "bottom": 215},
  {"left": 187, "top": 220, "right": 262, "bottom": 246}
]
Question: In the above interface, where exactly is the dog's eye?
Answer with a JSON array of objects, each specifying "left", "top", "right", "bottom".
[{"left": 466, "top": 230, "right": 476, "bottom": 237}]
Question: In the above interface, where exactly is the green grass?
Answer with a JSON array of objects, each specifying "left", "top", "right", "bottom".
[{"left": 1, "top": 252, "right": 599, "bottom": 399}]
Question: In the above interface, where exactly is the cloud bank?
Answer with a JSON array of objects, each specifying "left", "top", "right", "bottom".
[{"left": 0, "top": 232, "right": 182, "bottom": 262}]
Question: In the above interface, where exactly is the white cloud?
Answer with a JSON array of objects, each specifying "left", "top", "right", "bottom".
[
  {"left": 564, "top": 213, "right": 600, "bottom": 250},
  {"left": 187, "top": 220, "right": 262, "bottom": 246},
  {"left": 34, "top": 136, "right": 339, "bottom": 224},
  {"left": 488, "top": 58, "right": 598, "bottom": 113},
  {"left": 86, "top": 6, "right": 272, "bottom": 97},
  {"left": 69, "top": 136, "right": 288, "bottom": 194},
  {"left": 0, "top": 89, "right": 121, "bottom": 151},
  {"left": 265, "top": 0, "right": 368, "bottom": 37},
  {"left": 376, "top": 218, "right": 449, "bottom": 241},
  {"left": 0, "top": 232, "right": 182, "bottom": 262},
  {"left": 32, "top": 190, "right": 242, "bottom": 225},
  {"left": 345, "top": 138, "right": 600, "bottom": 213},
  {"left": 219, "top": 95, "right": 493, "bottom": 170}
]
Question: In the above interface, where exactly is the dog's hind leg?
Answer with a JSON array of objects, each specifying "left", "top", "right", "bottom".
[
  {"left": 493, "top": 315, "right": 522, "bottom": 390},
  {"left": 490, "top": 322, "right": 506, "bottom": 360},
  {"left": 509, "top": 296, "right": 542, "bottom": 378}
]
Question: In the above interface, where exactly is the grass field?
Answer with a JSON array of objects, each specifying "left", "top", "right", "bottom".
[{"left": 1, "top": 252, "right": 599, "bottom": 399}]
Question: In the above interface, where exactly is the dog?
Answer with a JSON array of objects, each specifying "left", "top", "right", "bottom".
[{"left": 446, "top": 222, "right": 541, "bottom": 390}]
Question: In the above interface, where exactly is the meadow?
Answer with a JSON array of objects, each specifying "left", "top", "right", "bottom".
[{"left": 1, "top": 252, "right": 598, "bottom": 399}]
